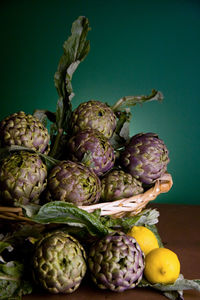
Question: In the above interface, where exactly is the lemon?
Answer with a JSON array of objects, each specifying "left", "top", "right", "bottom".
[
  {"left": 144, "top": 248, "right": 180, "bottom": 284},
  {"left": 128, "top": 225, "right": 159, "bottom": 256}
]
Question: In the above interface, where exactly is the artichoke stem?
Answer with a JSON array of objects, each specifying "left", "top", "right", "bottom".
[{"left": 49, "top": 128, "right": 63, "bottom": 158}]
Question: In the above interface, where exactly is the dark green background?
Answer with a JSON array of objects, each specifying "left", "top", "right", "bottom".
[{"left": 1, "top": 0, "right": 199, "bottom": 204}]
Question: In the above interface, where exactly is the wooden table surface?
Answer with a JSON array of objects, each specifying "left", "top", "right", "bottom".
[{"left": 23, "top": 203, "right": 200, "bottom": 300}]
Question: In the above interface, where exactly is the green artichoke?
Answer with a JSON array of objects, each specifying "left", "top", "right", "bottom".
[
  {"left": 120, "top": 133, "right": 169, "bottom": 185},
  {"left": 88, "top": 231, "right": 144, "bottom": 292},
  {"left": 101, "top": 169, "right": 144, "bottom": 201},
  {"left": 32, "top": 230, "right": 87, "bottom": 294},
  {"left": 70, "top": 100, "right": 117, "bottom": 139},
  {"left": 46, "top": 160, "right": 101, "bottom": 206},
  {"left": 0, "top": 111, "right": 50, "bottom": 154},
  {"left": 0, "top": 151, "right": 47, "bottom": 206},
  {"left": 68, "top": 129, "right": 115, "bottom": 176}
]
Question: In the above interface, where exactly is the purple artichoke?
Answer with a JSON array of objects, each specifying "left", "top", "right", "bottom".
[
  {"left": 120, "top": 133, "right": 169, "bottom": 185},
  {"left": 67, "top": 129, "right": 115, "bottom": 176},
  {"left": 88, "top": 231, "right": 144, "bottom": 292},
  {"left": 70, "top": 100, "right": 117, "bottom": 139},
  {"left": 101, "top": 169, "right": 144, "bottom": 201},
  {"left": 45, "top": 160, "right": 101, "bottom": 206}
]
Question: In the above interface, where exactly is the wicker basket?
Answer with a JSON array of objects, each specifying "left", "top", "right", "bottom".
[{"left": 0, "top": 173, "right": 172, "bottom": 222}]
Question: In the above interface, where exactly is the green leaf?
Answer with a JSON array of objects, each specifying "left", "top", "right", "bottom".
[
  {"left": 134, "top": 208, "right": 160, "bottom": 226},
  {"left": 0, "top": 279, "right": 19, "bottom": 300},
  {"left": 31, "top": 201, "right": 109, "bottom": 237},
  {"left": 109, "top": 109, "right": 131, "bottom": 150},
  {"left": 54, "top": 15, "right": 90, "bottom": 107},
  {"left": 0, "top": 278, "right": 32, "bottom": 300},
  {"left": 0, "top": 259, "right": 32, "bottom": 299},
  {"left": 81, "top": 150, "right": 96, "bottom": 168},
  {"left": 33, "top": 109, "right": 56, "bottom": 126},
  {"left": 112, "top": 89, "right": 163, "bottom": 112},
  {"left": 39, "top": 152, "right": 60, "bottom": 171},
  {"left": 110, "top": 90, "right": 163, "bottom": 150},
  {"left": 101, "top": 208, "right": 160, "bottom": 232},
  {"left": 139, "top": 275, "right": 200, "bottom": 300},
  {"left": 19, "top": 203, "right": 41, "bottom": 218},
  {"left": 163, "top": 290, "right": 184, "bottom": 300},
  {"left": 0, "top": 261, "right": 23, "bottom": 279},
  {"left": 0, "top": 242, "right": 13, "bottom": 255},
  {"left": 50, "top": 16, "right": 90, "bottom": 158}
]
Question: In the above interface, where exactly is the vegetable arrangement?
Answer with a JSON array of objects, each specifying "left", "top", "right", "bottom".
[{"left": 0, "top": 16, "right": 199, "bottom": 300}]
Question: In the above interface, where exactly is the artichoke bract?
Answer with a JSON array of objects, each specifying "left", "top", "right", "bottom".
[
  {"left": 88, "top": 231, "right": 145, "bottom": 292},
  {"left": 46, "top": 160, "right": 101, "bottom": 206},
  {"left": 0, "top": 111, "right": 50, "bottom": 154},
  {"left": 101, "top": 169, "right": 144, "bottom": 201},
  {"left": 68, "top": 129, "right": 115, "bottom": 176},
  {"left": 120, "top": 133, "right": 169, "bottom": 185},
  {"left": 32, "top": 231, "right": 87, "bottom": 294},
  {"left": 70, "top": 100, "right": 117, "bottom": 139},
  {"left": 0, "top": 151, "right": 47, "bottom": 206}
]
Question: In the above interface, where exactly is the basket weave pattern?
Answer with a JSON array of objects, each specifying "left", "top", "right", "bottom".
[
  {"left": 0, "top": 173, "right": 172, "bottom": 222},
  {"left": 79, "top": 173, "right": 172, "bottom": 217}
]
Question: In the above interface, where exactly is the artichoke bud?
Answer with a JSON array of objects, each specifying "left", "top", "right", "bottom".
[
  {"left": 45, "top": 160, "right": 101, "bottom": 206},
  {"left": 0, "top": 151, "right": 47, "bottom": 206},
  {"left": 120, "top": 133, "right": 169, "bottom": 185},
  {"left": 101, "top": 169, "right": 144, "bottom": 201},
  {"left": 0, "top": 111, "right": 50, "bottom": 154},
  {"left": 67, "top": 129, "right": 115, "bottom": 176},
  {"left": 32, "top": 230, "right": 87, "bottom": 294},
  {"left": 88, "top": 231, "right": 145, "bottom": 292},
  {"left": 70, "top": 100, "right": 117, "bottom": 139}
]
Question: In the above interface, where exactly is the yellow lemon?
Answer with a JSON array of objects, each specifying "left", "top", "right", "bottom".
[
  {"left": 144, "top": 248, "right": 180, "bottom": 284},
  {"left": 128, "top": 226, "right": 159, "bottom": 256}
]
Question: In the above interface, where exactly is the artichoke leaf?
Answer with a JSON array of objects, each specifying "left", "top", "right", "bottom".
[
  {"left": 139, "top": 275, "right": 200, "bottom": 300},
  {"left": 109, "top": 108, "right": 131, "bottom": 150},
  {"left": 50, "top": 16, "right": 90, "bottom": 158},
  {"left": 0, "top": 260, "right": 32, "bottom": 299},
  {"left": 112, "top": 89, "right": 163, "bottom": 112},
  {"left": 101, "top": 208, "right": 160, "bottom": 232},
  {"left": 0, "top": 241, "right": 13, "bottom": 256},
  {"left": 31, "top": 201, "right": 109, "bottom": 237},
  {"left": 33, "top": 109, "right": 56, "bottom": 126},
  {"left": 54, "top": 16, "right": 90, "bottom": 101}
]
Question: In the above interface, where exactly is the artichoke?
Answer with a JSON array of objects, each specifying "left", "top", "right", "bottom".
[
  {"left": 32, "top": 230, "right": 87, "bottom": 294},
  {"left": 120, "top": 133, "right": 169, "bottom": 185},
  {"left": 101, "top": 169, "right": 144, "bottom": 201},
  {"left": 70, "top": 100, "right": 117, "bottom": 139},
  {"left": 46, "top": 160, "right": 101, "bottom": 206},
  {"left": 88, "top": 231, "right": 144, "bottom": 292},
  {"left": 0, "top": 151, "right": 47, "bottom": 206},
  {"left": 68, "top": 129, "right": 115, "bottom": 176},
  {"left": 0, "top": 111, "right": 50, "bottom": 154}
]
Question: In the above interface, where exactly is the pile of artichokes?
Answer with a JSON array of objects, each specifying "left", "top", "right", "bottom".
[
  {"left": 0, "top": 102, "right": 169, "bottom": 207},
  {"left": 0, "top": 101, "right": 169, "bottom": 294},
  {"left": 0, "top": 16, "right": 170, "bottom": 295}
]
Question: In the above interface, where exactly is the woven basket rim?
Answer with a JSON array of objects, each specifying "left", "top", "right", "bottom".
[
  {"left": 0, "top": 173, "right": 173, "bottom": 221},
  {"left": 79, "top": 172, "right": 173, "bottom": 217}
]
